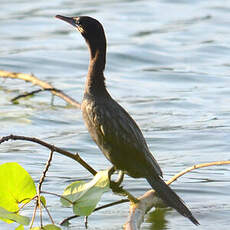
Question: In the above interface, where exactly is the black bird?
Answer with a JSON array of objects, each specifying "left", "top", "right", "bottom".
[{"left": 56, "top": 15, "right": 199, "bottom": 225}]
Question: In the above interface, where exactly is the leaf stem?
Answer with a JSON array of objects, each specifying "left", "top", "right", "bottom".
[{"left": 41, "top": 191, "right": 74, "bottom": 205}]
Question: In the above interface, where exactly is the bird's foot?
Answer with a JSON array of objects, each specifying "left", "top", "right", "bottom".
[{"left": 108, "top": 166, "right": 124, "bottom": 193}]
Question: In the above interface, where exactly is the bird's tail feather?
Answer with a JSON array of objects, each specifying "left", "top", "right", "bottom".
[{"left": 146, "top": 174, "right": 199, "bottom": 225}]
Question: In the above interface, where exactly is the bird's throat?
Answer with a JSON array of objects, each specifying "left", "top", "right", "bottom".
[{"left": 85, "top": 44, "right": 106, "bottom": 95}]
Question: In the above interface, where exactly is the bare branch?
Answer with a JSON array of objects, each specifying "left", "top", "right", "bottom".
[
  {"left": 0, "top": 70, "right": 81, "bottom": 108},
  {"left": 167, "top": 161, "right": 230, "bottom": 185},
  {"left": 38, "top": 150, "right": 54, "bottom": 192},
  {"left": 0, "top": 134, "right": 97, "bottom": 176}
]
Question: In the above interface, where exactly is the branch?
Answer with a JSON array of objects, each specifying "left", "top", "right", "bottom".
[
  {"left": 0, "top": 134, "right": 139, "bottom": 202},
  {"left": 38, "top": 150, "right": 54, "bottom": 192},
  {"left": 167, "top": 161, "right": 230, "bottom": 185},
  {"left": 0, "top": 134, "right": 97, "bottom": 176},
  {"left": 41, "top": 191, "right": 74, "bottom": 205},
  {"left": 2, "top": 133, "right": 228, "bottom": 229},
  {"left": 11, "top": 88, "right": 60, "bottom": 103},
  {"left": 37, "top": 150, "right": 54, "bottom": 227},
  {"left": 60, "top": 199, "right": 129, "bottom": 225},
  {"left": 30, "top": 200, "right": 38, "bottom": 229},
  {"left": 41, "top": 201, "right": 55, "bottom": 225},
  {"left": 124, "top": 160, "right": 230, "bottom": 230},
  {"left": 0, "top": 70, "right": 81, "bottom": 108}
]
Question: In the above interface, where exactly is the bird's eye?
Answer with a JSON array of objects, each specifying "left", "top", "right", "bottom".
[{"left": 76, "top": 20, "right": 82, "bottom": 26}]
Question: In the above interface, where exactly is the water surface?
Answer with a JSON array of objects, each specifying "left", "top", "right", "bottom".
[{"left": 0, "top": 0, "right": 230, "bottom": 229}]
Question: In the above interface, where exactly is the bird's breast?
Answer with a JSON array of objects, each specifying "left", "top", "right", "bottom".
[{"left": 81, "top": 97, "right": 110, "bottom": 152}]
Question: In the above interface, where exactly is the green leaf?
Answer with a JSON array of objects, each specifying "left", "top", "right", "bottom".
[
  {"left": 15, "top": 224, "right": 24, "bottom": 230},
  {"left": 0, "top": 162, "right": 36, "bottom": 223},
  {"left": 31, "top": 224, "right": 61, "bottom": 230},
  {"left": 40, "top": 196, "right": 46, "bottom": 206},
  {"left": 61, "top": 170, "right": 110, "bottom": 216},
  {"left": 43, "top": 224, "right": 62, "bottom": 230},
  {"left": 60, "top": 181, "right": 85, "bottom": 207},
  {"left": 0, "top": 207, "right": 30, "bottom": 225}
]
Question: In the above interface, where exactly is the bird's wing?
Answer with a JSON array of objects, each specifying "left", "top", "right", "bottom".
[{"left": 92, "top": 98, "right": 163, "bottom": 177}]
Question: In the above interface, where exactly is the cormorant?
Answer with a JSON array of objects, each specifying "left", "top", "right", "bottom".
[{"left": 56, "top": 14, "right": 199, "bottom": 225}]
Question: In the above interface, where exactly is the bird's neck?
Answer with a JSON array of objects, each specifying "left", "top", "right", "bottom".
[{"left": 84, "top": 40, "right": 106, "bottom": 96}]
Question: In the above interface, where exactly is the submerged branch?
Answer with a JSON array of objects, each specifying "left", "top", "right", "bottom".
[
  {"left": 0, "top": 70, "right": 81, "bottom": 108},
  {"left": 11, "top": 88, "right": 60, "bottom": 102}
]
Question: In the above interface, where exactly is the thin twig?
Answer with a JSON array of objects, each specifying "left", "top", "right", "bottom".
[
  {"left": 38, "top": 150, "right": 54, "bottom": 191},
  {"left": 11, "top": 88, "right": 61, "bottom": 102},
  {"left": 30, "top": 200, "right": 38, "bottom": 229},
  {"left": 60, "top": 214, "right": 78, "bottom": 225},
  {"left": 37, "top": 150, "right": 54, "bottom": 227},
  {"left": 95, "top": 199, "right": 129, "bottom": 211},
  {"left": 166, "top": 160, "right": 230, "bottom": 185},
  {"left": 41, "top": 201, "right": 55, "bottom": 225},
  {"left": 41, "top": 191, "right": 74, "bottom": 205},
  {"left": 60, "top": 199, "right": 129, "bottom": 225},
  {"left": 0, "top": 70, "right": 81, "bottom": 108},
  {"left": 38, "top": 194, "right": 43, "bottom": 228},
  {"left": 18, "top": 196, "right": 37, "bottom": 212},
  {"left": 0, "top": 134, "right": 97, "bottom": 176}
]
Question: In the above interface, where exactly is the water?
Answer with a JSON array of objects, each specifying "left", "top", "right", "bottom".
[{"left": 0, "top": 0, "right": 230, "bottom": 229}]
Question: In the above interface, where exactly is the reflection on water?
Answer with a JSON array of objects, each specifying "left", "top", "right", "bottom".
[
  {"left": 146, "top": 209, "right": 169, "bottom": 230},
  {"left": 0, "top": 0, "right": 230, "bottom": 229}
]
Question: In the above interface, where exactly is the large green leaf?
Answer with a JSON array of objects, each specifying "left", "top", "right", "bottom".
[
  {"left": 60, "top": 181, "right": 85, "bottom": 207},
  {"left": 61, "top": 170, "right": 110, "bottom": 216},
  {"left": 0, "top": 162, "right": 36, "bottom": 223},
  {"left": 0, "top": 207, "right": 30, "bottom": 225}
]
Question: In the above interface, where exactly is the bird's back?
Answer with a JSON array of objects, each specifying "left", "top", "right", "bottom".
[{"left": 81, "top": 90, "right": 162, "bottom": 178}]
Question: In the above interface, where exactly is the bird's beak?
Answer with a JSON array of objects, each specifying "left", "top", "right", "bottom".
[{"left": 55, "top": 15, "right": 76, "bottom": 27}]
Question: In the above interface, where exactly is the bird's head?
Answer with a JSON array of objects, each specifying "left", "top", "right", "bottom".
[{"left": 55, "top": 15, "right": 106, "bottom": 44}]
